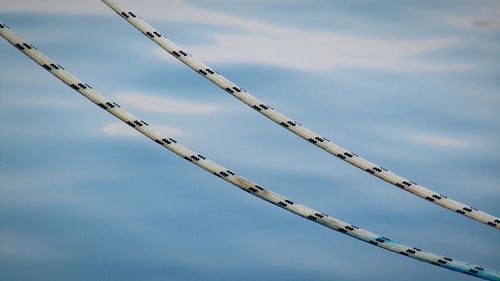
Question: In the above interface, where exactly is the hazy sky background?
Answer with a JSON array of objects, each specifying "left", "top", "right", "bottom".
[{"left": 1, "top": 0, "right": 499, "bottom": 280}]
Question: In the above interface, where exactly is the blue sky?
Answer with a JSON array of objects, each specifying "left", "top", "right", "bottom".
[{"left": 1, "top": 0, "right": 499, "bottom": 280}]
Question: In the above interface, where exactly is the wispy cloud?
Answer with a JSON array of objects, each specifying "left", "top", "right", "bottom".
[
  {"left": 409, "top": 134, "right": 468, "bottom": 148},
  {"left": 102, "top": 121, "right": 183, "bottom": 137},
  {"left": 115, "top": 93, "right": 220, "bottom": 114},
  {"left": 2, "top": 0, "right": 470, "bottom": 72},
  {"left": 178, "top": 32, "right": 467, "bottom": 72},
  {"left": 0, "top": 0, "right": 105, "bottom": 15},
  {"left": 0, "top": 0, "right": 289, "bottom": 34}
]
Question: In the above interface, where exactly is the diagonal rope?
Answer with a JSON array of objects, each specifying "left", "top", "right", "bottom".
[
  {"left": 100, "top": 0, "right": 500, "bottom": 229},
  {"left": 1, "top": 21, "right": 499, "bottom": 281}
]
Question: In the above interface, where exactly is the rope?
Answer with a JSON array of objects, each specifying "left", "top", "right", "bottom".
[
  {"left": 100, "top": 0, "right": 500, "bottom": 229},
  {"left": 1, "top": 21, "right": 498, "bottom": 281}
]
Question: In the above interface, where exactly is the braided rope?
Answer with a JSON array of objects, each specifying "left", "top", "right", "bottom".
[
  {"left": 99, "top": 0, "right": 500, "bottom": 229},
  {"left": 1, "top": 21, "right": 498, "bottom": 280}
]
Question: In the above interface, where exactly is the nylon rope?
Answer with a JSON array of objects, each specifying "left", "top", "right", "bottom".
[
  {"left": 1, "top": 21, "right": 498, "bottom": 280},
  {"left": 100, "top": 0, "right": 500, "bottom": 229}
]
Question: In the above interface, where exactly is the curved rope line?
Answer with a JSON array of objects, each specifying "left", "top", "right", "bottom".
[
  {"left": 1, "top": 22, "right": 498, "bottom": 280},
  {"left": 100, "top": 0, "right": 500, "bottom": 229}
]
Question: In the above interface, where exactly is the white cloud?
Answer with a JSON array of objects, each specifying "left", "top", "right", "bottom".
[
  {"left": 409, "top": 134, "right": 468, "bottom": 148},
  {"left": 115, "top": 93, "right": 220, "bottom": 114},
  {"left": 0, "top": 0, "right": 289, "bottom": 34},
  {"left": 179, "top": 32, "right": 468, "bottom": 72},
  {"left": 2, "top": 0, "right": 471, "bottom": 72},
  {"left": 135, "top": 0, "right": 291, "bottom": 34},
  {"left": 102, "top": 121, "right": 183, "bottom": 137},
  {"left": 0, "top": 0, "right": 106, "bottom": 15}
]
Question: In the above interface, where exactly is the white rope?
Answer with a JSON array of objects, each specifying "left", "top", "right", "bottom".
[
  {"left": 100, "top": 0, "right": 500, "bottom": 229},
  {"left": 1, "top": 21, "right": 498, "bottom": 281}
]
